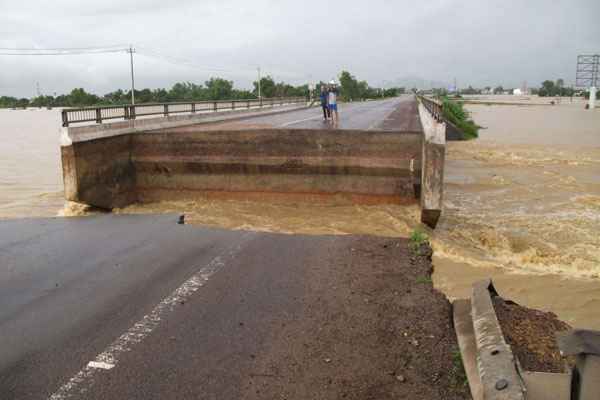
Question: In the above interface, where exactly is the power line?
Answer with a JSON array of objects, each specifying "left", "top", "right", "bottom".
[
  {"left": 0, "top": 44, "right": 253, "bottom": 73},
  {"left": 0, "top": 44, "right": 128, "bottom": 51},
  {"left": 136, "top": 45, "right": 310, "bottom": 80},
  {"left": 0, "top": 44, "right": 313, "bottom": 95},
  {"left": 0, "top": 45, "right": 308, "bottom": 79},
  {"left": 0, "top": 50, "right": 128, "bottom": 56},
  {"left": 0, "top": 47, "right": 129, "bottom": 56},
  {"left": 136, "top": 46, "right": 252, "bottom": 74}
]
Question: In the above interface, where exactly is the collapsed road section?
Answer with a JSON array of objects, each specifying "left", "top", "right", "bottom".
[
  {"left": 0, "top": 214, "right": 467, "bottom": 400},
  {"left": 59, "top": 97, "right": 446, "bottom": 227}
]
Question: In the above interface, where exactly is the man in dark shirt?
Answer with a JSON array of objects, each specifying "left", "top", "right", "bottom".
[{"left": 320, "top": 85, "right": 330, "bottom": 120}]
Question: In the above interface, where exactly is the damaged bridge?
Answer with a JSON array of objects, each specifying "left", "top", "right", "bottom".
[{"left": 60, "top": 95, "right": 445, "bottom": 227}]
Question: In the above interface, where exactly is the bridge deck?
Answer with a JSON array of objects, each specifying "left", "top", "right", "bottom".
[{"left": 159, "top": 95, "right": 423, "bottom": 133}]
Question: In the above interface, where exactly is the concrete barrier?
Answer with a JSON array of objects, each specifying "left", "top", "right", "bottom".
[
  {"left": 60, "top": 103, "right": 311, "bottom": 146},
  {"left": 417, "top": 102, "right": 446, "bottom": 228},
  {"left": 62, "top": 128, "right": 423, "bottom": 208}
]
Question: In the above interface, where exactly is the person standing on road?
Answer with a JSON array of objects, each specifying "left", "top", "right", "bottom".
[
  {"left": 328, "top": 81, "right": 339, "bottom": 123},
  {"left": 320, "top": 85, "right": 330, "bottom": 120}
]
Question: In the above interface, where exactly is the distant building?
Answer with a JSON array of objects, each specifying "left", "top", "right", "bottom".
[{"left": 513, "top": 88, "right": 523, "bottom": 95}]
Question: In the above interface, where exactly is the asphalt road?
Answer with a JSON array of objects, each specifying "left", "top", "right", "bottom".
[
  {"left": 0, "top": 215, "right": 252, "bottom": 398},
  {"left": 169, "top": 95, "right": 422, "bottom": 132},
  {"left": 0, "top": 215, "right": 350, "bottom": 399}
]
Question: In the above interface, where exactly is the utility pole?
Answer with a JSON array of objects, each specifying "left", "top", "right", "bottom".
[
  {"left": 129, "top": 45, "right": 136, "bottom": 105},
  {"left": 257, "top": 66, "right": 261, "bottom": 100}
]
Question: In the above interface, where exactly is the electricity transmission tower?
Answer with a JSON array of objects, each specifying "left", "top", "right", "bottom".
[{"left": 576, "top": 54, "right": 599, "bottom": 109}]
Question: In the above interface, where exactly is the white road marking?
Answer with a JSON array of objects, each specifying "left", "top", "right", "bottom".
[
  {"left": 367, "top": 120, "right": 381, "bottom": 130},
  {"left": 49, "top": 232, "right": 253, "bottom": 400},
  {"left": 87, "top": 361, "right": 114, "bottom": 370},
  {"left": 367, "top": 101, "right": 400, "bottom": 130},
  {"left": 280, "top": 116, "right": 322, "bottom": 127}
]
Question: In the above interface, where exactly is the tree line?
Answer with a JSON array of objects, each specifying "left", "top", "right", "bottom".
[
  {"left": 430, "top": 78, "right": 586, "bottom": 97},
  {"left": 335, "top": 71, "right": 405, "bottom": 101},
  {"left": 534, "top": 79, "right": 576, "bottom": 97},
  {"left": 0, "top": 70, "right": 405, "bottom": 109},
  {"left": 0, "top": 77, "right": 306, "bottom": 109}
]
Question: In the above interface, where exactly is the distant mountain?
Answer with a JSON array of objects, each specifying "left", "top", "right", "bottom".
[{"left": 385, "top": 76, "right": 449, "bottom": 90}]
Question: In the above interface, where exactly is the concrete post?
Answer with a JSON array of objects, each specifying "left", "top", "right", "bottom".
[{"left": 589, "top": 87, "right": 596, "bottom": 109}]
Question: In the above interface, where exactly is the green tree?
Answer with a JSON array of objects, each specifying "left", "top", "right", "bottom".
[
  {"left": 539, "top": 80, "right": 555, "bottom": 97},
  {"left": 30, "top": 95, "right": 55, "bottom": 108},
  {"left": 67, "top": 88, "right": 99, "bottom": 106},
  {"left": 253, "top": 76, "right": 276, "bottom": 98},
  {"left": 152, "top": 88, "right": 170, "bottom": 103},
  {"left": 168, "top": 82, "right": 194, "bottom": 101},
  {"left": 16, "top": 98, "right": 30, "bottom": 108},
  {"left": 103, "top": 89, "right": 126, "bottom": 104},
  {"left": 339, "top": 70, "right": 359, "bottom": 101},
  {"left": 205, "top": 78, "right": 233, "bottom": 100},
  {"left": 461, "top": 86, "right": 480, "bottom": 95}
]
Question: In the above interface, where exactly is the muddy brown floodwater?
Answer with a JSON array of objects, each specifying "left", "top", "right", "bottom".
[
  {"left": 432, "top": 99, "right": 600, "bottom": 330},
  {"left": 2, "top": 98, "right": 599, "bottom": 330}
]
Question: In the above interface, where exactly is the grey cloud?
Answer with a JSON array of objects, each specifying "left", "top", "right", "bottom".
[{"left": 1, "top": 0, "right": 599, "bottom": 97}]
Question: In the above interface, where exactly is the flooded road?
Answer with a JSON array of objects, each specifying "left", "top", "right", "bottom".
[{"left": 1, "top": 98, "right": 599, "bottom": 329}]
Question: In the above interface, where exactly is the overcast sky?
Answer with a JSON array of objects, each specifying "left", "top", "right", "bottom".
[{"left": 1, "top": 0, "right": 598, "bottom": 97}]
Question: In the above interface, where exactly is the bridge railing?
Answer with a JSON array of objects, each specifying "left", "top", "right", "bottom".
[
  {"left": 417, "top": 95, "right": 444, "bottom": 123},
  {"left": 61, "top": 96, "right": 307, "bottom": 127}
]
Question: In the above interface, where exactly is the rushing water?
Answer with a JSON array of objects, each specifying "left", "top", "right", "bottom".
[
  {"left": 0, "top": 108, "right": 64, "bottom": 217},
  {"left": 432, "top": 99, "right": 600, "bottom": 329},
  {"left": 1, "top": 98, "right": 599, "bottom": 329}
]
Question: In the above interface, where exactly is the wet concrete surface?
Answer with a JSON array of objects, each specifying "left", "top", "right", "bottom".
[{"left": 167, "top": 95, "right": 419, "bottom": 132}]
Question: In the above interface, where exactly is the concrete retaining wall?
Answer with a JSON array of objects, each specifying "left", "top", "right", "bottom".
[
  {"left": 61, "top": 134, "right": 136, "bottom": 209},
  {"left": 62, "top": 128, "right": 423, "bottom": 208}
]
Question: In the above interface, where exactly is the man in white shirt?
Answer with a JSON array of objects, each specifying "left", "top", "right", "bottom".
[{"left": 328, "top": 80, "right": 339, "bottom": 123}]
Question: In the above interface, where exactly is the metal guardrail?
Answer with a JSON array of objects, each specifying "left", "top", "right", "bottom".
[
  {"left": 61, "top": 96, "right": 307, "bottom": 127},
  {"left": 417, "top": 95, "right": 444, "bottom": 123}
]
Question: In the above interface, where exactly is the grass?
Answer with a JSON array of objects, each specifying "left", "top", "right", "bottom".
[
  {"left": 409, "top": 229, "right": 428, "bottom": 245},
  {"left": 409, "top": 228, "right": 429, "bottom": 255},
  {"left": 450, "top": 349, "right": 469, "bottom": 389},
  {"left": 416, "top": 276, "right": 432, "bottom": 284},
  {"left": 441, "top": 97, "right": 480, "bottom": 139}
]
